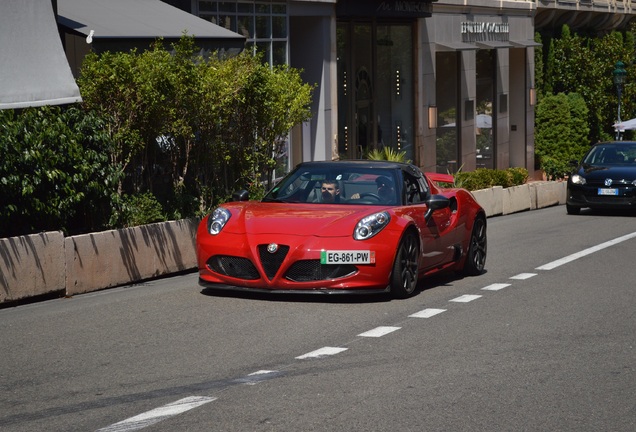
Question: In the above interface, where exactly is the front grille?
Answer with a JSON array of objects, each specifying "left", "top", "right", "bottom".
[
  {"left": 207, "top": 256, "right": 259, "bottom": 280},
  {"left": 258, "top": 244, "right": 290, "bottom": 280},
  {"left": 285, "top": 260, "right": 357, "bottom": 282},
  {"left": 585, "top": 196, "right": 635, "bottom": 205}
]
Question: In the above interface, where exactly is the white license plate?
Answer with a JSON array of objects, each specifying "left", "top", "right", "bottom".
[
  {"left": 320, "top": 250, "right": 375, "bottom": 264},
  {"left": 597, "top": 188, "right": 618, "bottom": 196}
]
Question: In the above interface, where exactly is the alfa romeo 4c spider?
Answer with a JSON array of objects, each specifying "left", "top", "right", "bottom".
[{"left": 197, "top": 160, "right": 486, "bottom": 298}]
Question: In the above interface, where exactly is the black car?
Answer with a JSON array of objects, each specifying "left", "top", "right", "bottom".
[{"left": 567, "top": 141, "right": 636, "bottom": 214}]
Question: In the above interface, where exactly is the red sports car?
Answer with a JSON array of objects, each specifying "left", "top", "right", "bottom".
[{"left": 197, "top": 161, "right": 486, "bottom": 298}]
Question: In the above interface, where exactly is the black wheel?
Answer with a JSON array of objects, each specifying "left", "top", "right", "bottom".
[
  {"left": 566, "top": 204, "right": 581, "bottom": 215},
  {"left": 390, "top": 230, "right": 420, "bottom": 299},
  {"left": 461, "top": 216, "right": 487, "bottom": 276}
]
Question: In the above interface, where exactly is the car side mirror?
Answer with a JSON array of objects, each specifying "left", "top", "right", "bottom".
[
  {"left": 424, "top": 194, "right": 450, "bottom": 222},
  {"left": 232, "top": 190, "right": 249, "bottom": 202}
]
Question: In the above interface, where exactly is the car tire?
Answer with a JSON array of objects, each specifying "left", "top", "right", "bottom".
[
  {"left": 390, "top": 230, "right": 419, "bottom": 299},
  {"left": 461, "top": 216, "right": 487, "bottom": 276},
  {"left": 566, "top": 204, "right": 581, "bottom": 215}
]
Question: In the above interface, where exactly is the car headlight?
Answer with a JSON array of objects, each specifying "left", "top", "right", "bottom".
[
  {"left": 207, "top": 207, "right": 231, "bottom": 235},
  {"left": 571, "top": 174, "right": 586, "bottom": 185},
  {"left": 354, "top": 211, "right": 390, "bottom": 240}
]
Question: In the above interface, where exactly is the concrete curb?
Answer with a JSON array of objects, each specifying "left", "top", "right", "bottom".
[
  {"left": 65, "top": 219, "right": 199, "bottom": 296},
  {"left": 0, "top": 231, "right": 66, "bottom": 303},
  {"left": 0, "top": 181, "right": 568, "bottom": 304},
  {"left": 471, "top": 181, "right": 566, "bottom": 217}
]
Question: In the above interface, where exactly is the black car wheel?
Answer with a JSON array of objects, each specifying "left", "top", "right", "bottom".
[
  {"left": 390, "top": 230, "right": 419, "bottom": 299},
  {"left": 566, "top": 204, "right": 581, "bottom": 215},
  {"left": 461, "top": 216, "right": 487, "bottom": 276}
]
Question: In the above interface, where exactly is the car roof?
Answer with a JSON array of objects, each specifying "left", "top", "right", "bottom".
[
  {"left": 593, "top": 141, "right": 636, "bottom": 146},
  {"left": 295, "top": 160, "right": 423, "bottom": 178}
]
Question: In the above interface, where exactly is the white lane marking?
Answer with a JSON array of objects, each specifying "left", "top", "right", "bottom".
[
  {"left": 450, "top": 294, "right": 482, "bottom": 303},
  {"left": 238, "top": 370, "right": 280, "bottom": 385},
  {"left": 409, "top": 308, "right": 446, "bottom": 318},
  {"left": 96, "top": 396, "right": 216, "bottom": 432},
  {"left": 510, "top": 273, "right": 537, "bottom": 280},
  {"left": 481, "top": 283, "right": 511, "bottom": 291},
  {"left": 358, "top": 326, "right": 401, "bottom": 337},
  {"left": 296, "top": 346, "right": 348, "bottom": 360},
  {"left": 536, "top": 231, "right": 636, "bottom": 270},
  {"left": 248, "top": 370, "right": 275, "bottom": 376}
]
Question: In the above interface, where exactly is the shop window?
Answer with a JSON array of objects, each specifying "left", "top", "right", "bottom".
[
  {"left": 435, "top": 52, "right": 459, "bottom": 173},
  {"left": 476, "top": 49, "right": 495, "bottom": 169}
]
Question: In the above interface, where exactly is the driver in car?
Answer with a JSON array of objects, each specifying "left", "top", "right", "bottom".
[{"left": 320, "top": 179, "right": 341, "bottom": 203}]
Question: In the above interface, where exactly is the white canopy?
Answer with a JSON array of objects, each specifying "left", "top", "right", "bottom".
[
  {"left": 0, "top": 0, "right": 81, "bottom": 109},
  {"left": 613, "top": 118, "right": 636, "bottom": 131}
]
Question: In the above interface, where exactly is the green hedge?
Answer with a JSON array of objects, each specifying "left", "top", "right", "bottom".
[
  {"left": 453, "top": 167, "right": 529, "bottom": 191},
  {"left": 0, "top": 37, "right": 314, "bottom": 238}
]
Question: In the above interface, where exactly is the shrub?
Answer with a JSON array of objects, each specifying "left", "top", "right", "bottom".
[
  {"left": 110, "top": 192, "right": 166, "bottom": 228},
  {"left": 78, "top": 37, "right": 314, "bottom": 218},
  {"left": 535, "top": 92, "right": 590, "bottom": 180},
  {"left": 367, "top": 147, "right": 411, "bottom": 163},
  {"left": 453, "top": 168, "right": 528, "bottom": 191},
  {"left": 0, "top": 106, "right": 121, "bottom": 237}
]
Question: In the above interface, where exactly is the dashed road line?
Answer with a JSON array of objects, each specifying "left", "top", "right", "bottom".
[
  {"left": 409, "top": 308, "right": 446, "bottom": 318},
  {"left": 96, "top": 396, "right": 216, "bottom": 432},
  {"left": 358, "top": 326, "right": 401, "bottom": 337},
  {"left": 510, "top": 273, "right": 537, "bottom": 280},
  {"left": 235, "top": 370, "right": 282, "bottom": 385},
  {"left": 296, "top": 346, "right": 348, "bottom": 360},
  {"left": 481, "top": 283, "right": 511, "bottom": 291},
  {"left": 449, "top": 294, "right": 482, "bottom": 303}
]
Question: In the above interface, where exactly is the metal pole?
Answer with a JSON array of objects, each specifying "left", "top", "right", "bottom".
[
  {"left": 613, "top": 61, "right": 627, "bottom": 141},
  {"left": 616, "top": 85, "right": 622, "bottom": 140}
]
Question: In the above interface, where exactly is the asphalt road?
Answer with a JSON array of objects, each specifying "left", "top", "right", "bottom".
[{"left": 1, "top": 205, "right": 635, "bottom": 432}]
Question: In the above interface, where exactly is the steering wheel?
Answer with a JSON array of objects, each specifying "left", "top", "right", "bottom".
[{"left": 358, "top": 192, "right": 381, "bottom": 202}]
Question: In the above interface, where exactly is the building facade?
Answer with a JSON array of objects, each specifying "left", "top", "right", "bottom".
[{"left": 185, "top": 0, "right": 626, "bottom": 175}]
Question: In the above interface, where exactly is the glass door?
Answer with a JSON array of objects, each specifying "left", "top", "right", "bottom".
[
  {"left": 337, "top": 21, "right": 414, "bottom": 161},
  {"left": 476, "top": 49, "right": 495, "bottom": 169},
  {"left": 435, "top": 51, "right": 459, "bottom": 173}
]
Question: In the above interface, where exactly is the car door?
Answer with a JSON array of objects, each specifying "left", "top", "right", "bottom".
[{"left": 404, "top": 174, "right": 455, "bottom": 271}]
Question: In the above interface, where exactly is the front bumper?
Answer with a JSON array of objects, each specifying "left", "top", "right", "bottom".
[
  {"left": 197, "top": 230, "right": 400, "bottom": 292},
  {"left": 567, "top": 184, "right": 636, "bottom": 209},
  {"left": 198, "top": 279, "right": 390, "bottom": 295}
]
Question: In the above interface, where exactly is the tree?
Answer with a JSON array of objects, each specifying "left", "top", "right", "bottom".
[
  {"left": 78, "top": 36, "right": 314, "bottom": 218},
  {"left": 540, "top": 25, "right": 635, "bottom": 143},
  {"left": 535, "top": 93, "right": 590, "bottom": 179}
]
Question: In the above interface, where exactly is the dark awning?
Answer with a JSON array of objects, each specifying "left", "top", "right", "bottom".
[
  {"left": 57, "top": 0, "right": 245, "bottom": 42},
  {"left": 475, "top": 41, "right": 514, "bottom": 49},
  {"left": 0, "top": 0, "right": 81, "bottom": 109},
  {"left": 510, "top": 40, "right": 542, "bottom": 48},
  {"left": 436, "top": 42, "right": 477, "bottom": 51}
]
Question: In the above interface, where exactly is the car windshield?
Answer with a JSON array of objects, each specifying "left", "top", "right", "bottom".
[
  {"left": 583, "top": 144, "right": 636, "bottom": 165},
  {"left": 263, "top": 166, "right": 400, "bottom": 205}
]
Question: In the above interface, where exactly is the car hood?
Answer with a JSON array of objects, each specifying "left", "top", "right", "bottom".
[
  {"left": 578, "top": 164, "right": 636, "bottom": 181},
  {"left": 221, "top": 202, "right": 390, "bottom": 237}
]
